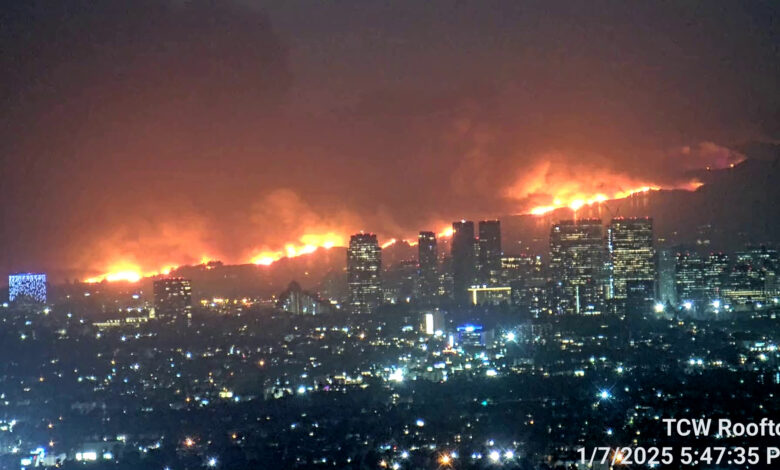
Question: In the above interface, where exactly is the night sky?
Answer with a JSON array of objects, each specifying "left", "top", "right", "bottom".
[{"left": 1, "top": 0, "right": 777, "bottom": 279}]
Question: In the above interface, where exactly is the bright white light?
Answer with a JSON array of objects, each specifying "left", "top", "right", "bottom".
[
  {"left": 388, "top": 368, "right": 404, "bottom": 383},
  {"left": 415, "top": 419, "right": 425, "bottom": 427},
  {"left": 207, "top": 457, "right": 218, "bottom": 467},
  {"left": 504, "top": 450, "right": 515, "bottom": 459},
  {"left": 400, "top": 451, "right": 409, "bottom": 459},
  {"left": 486, "top": 369, "right": 498, "bottom": 377},
  {"left": 488, "top": 450, "right": 501, "bottom": 462},
  {"left": 297, "top": 385, "right": 306, "bottom": 395},
  {"left": 712, "top": 300, "right": 721, "bottom": 309},
  {"left": 504, "top": 332, "right": 516, "bottom": 342},
  {"left": 598, "top": 390, "right": 611, "bottom": 400},
  {"left": 683, "top": 301, "right": 693, "bottom": 310},
  {"left": 654, "top": 302, "right": 665, "bottom": 313}
]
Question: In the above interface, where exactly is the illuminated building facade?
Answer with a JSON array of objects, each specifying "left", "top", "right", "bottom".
[
  {"left": 451, "top": 220, "right": 477, "bottom": 304},
  {"left": 477, "top": 220, "right": 502, "bottom": 285},
  {"left": 417, "top": 231, "right": 438, "bottom": 303},
  {"left": 421, "top": 309, "right": 446, "bottom": 335},
  {"left": 153, "top": 278, "right": 192, "bottom": 324},
  {"left": 608, "top": 217, "right": 655, "bottom": 300},
  {"left": 501, "top": 254, "right": 549, "bottom": 317},
  {"left": 703, "top": 252, "right": 730, "bottom": 298},
  {"left": 467, "top": 285, "right": 512, "bottom": 305},
  {"left": 8, "top": 273, "right": 47, "bottom": 303},
  {"left": 347, "top": 233, "right": 382, "bottom": 314},
  {"left": 549, "top": 219, "right": 607, "bottom": 314},
  {"left": 675, "top": 251, "right": 705, "bottom": 303}
]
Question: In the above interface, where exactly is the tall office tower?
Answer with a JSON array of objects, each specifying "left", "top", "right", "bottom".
[
  {"left": 478, "top": 220, "right": 502, "bottom": 285},
  {"left": 703, "top": 252, "right": 730, "bottom": 299},
  {"left": 656, "top": 248, "right": 677, "bottom": 305},
  {"left": 549, "top": 219, "right": 607, "bottom": 314},
  {"left": 728, "top": 245, "right": 779, "bottom": 303},
  {"left": 8, "top": 273, "right": 47, "bottom": 303},
  {"left": 675, "top": 251, "right": 705, "bottom": 303},
  {"left": 608, "top": 217, "right": 655, "bottom": 300},
  {"left": 417, "top": 231, "right": 438, "bottom": 303},
  {"left": 501, "top": 254, "right": 549, "bottom": 317},
  {"left": 153, "top": 278, "right": 192, "bottom": 324},
  {"left": 451, "top": 220, "right": 477, "bottom": 304},
  {"left": 625, "top": 279, "right": 655, "bottom": 316},
  {"left": 347, "top": 233, "right": 382, "bottom": 314}
]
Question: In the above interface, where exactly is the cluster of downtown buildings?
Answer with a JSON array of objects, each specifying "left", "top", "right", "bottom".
[
  {"left": 6, "top": 217, "right": 779, "bottom": 321},
  {"left": 345, "top": 217, "right": 779, "bottom": 317}
]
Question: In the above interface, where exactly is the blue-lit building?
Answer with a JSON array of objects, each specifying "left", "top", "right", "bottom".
[
  {"left": 8, "top": 273, "right": 47, "bottom": 303},
  {"left": 456, "top": 323, "right": 494, "bottom": 347}
]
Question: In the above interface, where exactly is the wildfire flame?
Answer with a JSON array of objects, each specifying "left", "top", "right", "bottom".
[
  {"left": 250, "top": 233, "right": 345, "bottom": 266},
  {"left": 84, "top": 173, "right": 708, "bottom": 283},
  {"left": 84, "top": 261, "right": 177, "bottom": 283}
]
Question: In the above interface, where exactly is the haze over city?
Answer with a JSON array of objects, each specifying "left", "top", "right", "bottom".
[{"left": 1, "top": 1, "right": 775, "bottom": 281}]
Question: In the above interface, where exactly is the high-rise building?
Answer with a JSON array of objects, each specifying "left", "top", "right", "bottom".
[
  {"left": 549, "top": 219, "right": 607, "bottom": 314},
  {"left": 625, "top": 279, "right": 655, "bottom": 316},
  {"left": 347, "top": 233, "right": 382, "bottom": 314},
  {"left": 703, "top": 252, "right": 729, "bottom": 299},
  {"left": 417, "top": 231, "right": 438, "bottom": 303},
  {"left": 501, "top": 254, "right": 549, "bottom": 317},
  {"left": 478, "top": 220, "right": 502, "bottom": 285},
  {"left": 153, "top": 278, "right": 192, "bottom": 324},
  {"left": 8, "top": 273, "right": 47, "bottom": 303},
  {"left": 656, "top": 247, "right": 677, "bottom": 305},
  {"left": 675, "top": 251, "right": 705, "bottom": 303},
  {"left": 451, "top": 220, "right": 476, "bottom": 304},
  {"left": 608, "top": 217, "right": 655, "bottom": 300}
]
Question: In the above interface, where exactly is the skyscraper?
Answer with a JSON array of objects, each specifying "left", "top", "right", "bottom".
[
  {"left": 703, "top": 252, "right": 729, "bottom": 299},
  {"left": 656, "top": 247, "right": 677, "bottom": 305},
  {"left": 153, "top": 278, "right": 192, "bottom": 324},
  {"left": 478, "top": 220, "right": 502, "bottom": 285},
  {"left": 675, "top": 251, "right": 705, "bottom": 303},
  {"left": 347, "top": 233, "right": 382, "bottom": 314},
  {"left": 417, "top": 231, "right": 438, "bottom": 303},
  {"left": 451, "top": 220, "right": 476, "bottom": 304},
  {"left": 608, "top": 217, "right": 655, "bottom": 300},
  {"left": 8, "top": 273, "right": 47, "bottom": 303},
  {"left": 549, "top": 219, "right": 607, "bottom": 314}
]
